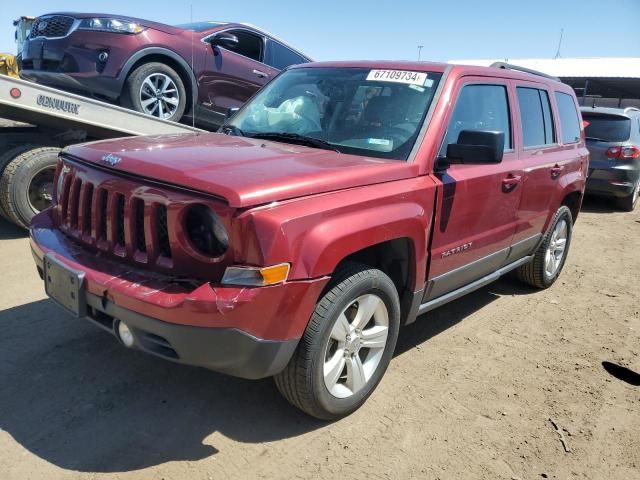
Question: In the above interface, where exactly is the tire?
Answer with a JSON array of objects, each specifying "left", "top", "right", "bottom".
[
  {"left": 275, "top": 261, "right": 401, "bottom": 420},
  {"left": 0, "top": 144, "right": 38, "bottom": 222},
  {"left": 0, "top": 146, "right": 60, "bottom": 229},
  {"left": 616, "top": 178, "right": 639, "bottom": 212},
  {"left": 517, "top": 205, "right": 573, "bottom": 289},
  {"left": 122, "top": 62, "right": 187, "bottom": 122}
]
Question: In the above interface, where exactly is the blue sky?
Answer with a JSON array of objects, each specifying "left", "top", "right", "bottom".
[{"left": 2, "top": 0, "right": 639, "bottom": 61}]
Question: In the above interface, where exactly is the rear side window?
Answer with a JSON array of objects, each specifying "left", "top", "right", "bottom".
[
  {"left": 517, "top": 87, "right": 555, "bottom": 147},
  {"left": 440, "top": 84, "right": 512, "bottom": 155},
  {"left": 266, "top": 40, "right": 308, "bottom": 70},
  {"left": 582, "top": 114, "right": 631, "bottom": 142},
  {"left": 554, "top": 92, "right": 581, "bottom": 144}
]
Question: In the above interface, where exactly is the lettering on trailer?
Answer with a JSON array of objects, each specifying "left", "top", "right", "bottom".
[
  {"left": 441, "top": 242, "right": 473, "bottom": 258},
  {"left": 36, "top": 94, "right": 80, "bottom": 115}
]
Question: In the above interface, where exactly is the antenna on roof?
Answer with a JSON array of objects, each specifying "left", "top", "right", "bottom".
[
  {"left": 417, "top": 45, "right": 424, "bottom": 61},
  {"left": 554, "top": 28, "right": 564, "bottom": 59}
]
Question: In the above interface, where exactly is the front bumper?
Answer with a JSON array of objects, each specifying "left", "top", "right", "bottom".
[
  {"left": 30, "top": 210, "right": 329, "bottom": 378},
  {"left": 20, "top": 34, "right": 128, "bottom": 100},
  {"left": 586, "top": 165, "right": 640, "bottom": 198}
]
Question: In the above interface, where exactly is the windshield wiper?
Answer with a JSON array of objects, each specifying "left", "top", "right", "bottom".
[
  {"left": 585, "top": 136, "right": 610, "bottom": 142},
  {"left": 250, "top": 132, "right": 341, "bottom": 153},
  {"left": 220, "top": 125, "right": 245, "bottom": 137}
]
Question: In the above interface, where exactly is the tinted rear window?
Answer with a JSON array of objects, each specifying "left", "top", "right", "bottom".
[
  {"left": 517, "top": 87, "right": 555, "bottom": 147},
  {"left": 266, "top": 40, "right": 308, "bottom": 70},
  {"left": 554, "top": 92, "right": 581, "bottom": 144},
  {"left": 582, "top": 114, "right": 631, "bottom": 142}
]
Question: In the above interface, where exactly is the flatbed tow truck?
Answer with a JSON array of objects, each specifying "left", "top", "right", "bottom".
[{"left": 0, "top": 74, "right": 203, "bottom": 228}]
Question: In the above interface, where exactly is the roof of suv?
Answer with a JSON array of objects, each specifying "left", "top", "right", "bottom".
[
  {"left": 290, "top": 61, "right": 573, "bottom": 89},
  {"left": 580, "top": 106, "right": 640, "bottom": 117}
]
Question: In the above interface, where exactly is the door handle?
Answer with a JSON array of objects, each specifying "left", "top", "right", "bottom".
[
  {"left": 252, "top": 69, "right": 268, "bottom": 78},
  {"left": 502, "top": 174, "right": 522, "bottom": 192},
  {"left": 550, "top": 164, "right": 564, "bottom": 179}
]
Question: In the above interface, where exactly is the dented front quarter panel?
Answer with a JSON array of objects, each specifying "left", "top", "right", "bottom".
[{"left": 232, "top": 171, "right": 439, "bottom": 290}]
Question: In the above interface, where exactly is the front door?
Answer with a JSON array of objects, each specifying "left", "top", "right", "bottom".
[
  {"left": 199, "top": 29, "right": 277, "bottom": 122},
  {"left": 426, "top": 79, "right": 523, "bottom": 300}
]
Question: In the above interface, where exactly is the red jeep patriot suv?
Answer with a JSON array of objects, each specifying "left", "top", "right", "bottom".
[{"left": 30, "top": 61, "right": 587, "bottom": 419}]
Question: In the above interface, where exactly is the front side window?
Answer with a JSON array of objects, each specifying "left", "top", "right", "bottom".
[
  {"left": 227, "top": 67, "right": 443, "bottom": 160},
  {"left": 266, "top": 41, "right": 308, "bottom": 70},
  {"left": 225, "top": 30, "right": 263, "bottom": 62},
  {"left": 555, "top": 92, "right": 581, "bottom": 144},
  {"left": 439, "top": 84, "right": 511, "bottom": 156},
  {"left": 517, "top": 87, "right": 555, "bottom": 147}
]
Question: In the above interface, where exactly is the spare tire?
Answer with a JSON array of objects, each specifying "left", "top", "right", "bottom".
[{"left": 0, "top": 146, "right": 61, "bottom": 229}]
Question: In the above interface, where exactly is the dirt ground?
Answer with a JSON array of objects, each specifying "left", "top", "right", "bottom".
[{"left": 0, "top": 197, "right": 638, "bottom": 480}]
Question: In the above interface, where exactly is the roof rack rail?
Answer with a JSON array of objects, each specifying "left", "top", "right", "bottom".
[{"left": 489, "top": 62, "right": 560, "bottom": 81}]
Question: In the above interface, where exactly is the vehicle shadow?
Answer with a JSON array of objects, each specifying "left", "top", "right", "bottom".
[
  {"left": 0, "top": 217, "right": 27, "bottom": 240},
  {"left": 0, "top": 299, "right": 323, "bottom": 473},
  {"left": 395, "top": 276, "right": 534, "bottom": 356},
  {"left": 579, "top": 195, "right": 620, "bottom": 214},
  {"left": 0, "top": 276, "right": 537, "bottom": 473}
]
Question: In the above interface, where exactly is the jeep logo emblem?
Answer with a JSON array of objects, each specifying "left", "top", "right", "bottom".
[{"left": 101, "top": 153, "right": 122, "bottom": 166}]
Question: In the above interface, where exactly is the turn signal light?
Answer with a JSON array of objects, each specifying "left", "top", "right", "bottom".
[{"left": 221, "top": 263, "right": 290, "bottom": 286}]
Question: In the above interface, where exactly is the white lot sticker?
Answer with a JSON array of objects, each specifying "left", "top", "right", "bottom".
[{"left": 366, "top": 69, "right": 429, "bottom": 86}]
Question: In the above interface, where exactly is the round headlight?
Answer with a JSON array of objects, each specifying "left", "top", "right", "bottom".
[{"left": 185, "top": 205, "right": 228, "bottom": 257}]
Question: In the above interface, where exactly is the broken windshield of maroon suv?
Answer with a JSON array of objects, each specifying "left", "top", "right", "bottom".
[
  {"left": 30, "top": 61, "right": 587, "bottom": 419},
  {"left": 20, "top": 14, "right": 311, "bottom": 128}
]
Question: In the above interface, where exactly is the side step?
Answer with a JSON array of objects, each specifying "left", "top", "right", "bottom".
[{"left": 418, "top": 255, "right": 532, "bottom": 315}]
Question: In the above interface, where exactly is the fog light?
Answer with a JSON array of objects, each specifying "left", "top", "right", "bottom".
[
  {"left": 117, "top": 321, "right": 135, "bottom": 347},
  {"left": 98, "top": 51, "right": 109, "bottom": 62}
]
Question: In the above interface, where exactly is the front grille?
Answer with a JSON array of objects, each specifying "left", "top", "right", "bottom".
[
  {"left": 54, "top": 157, "right": 233, "bottom": 281},
  {"left": 30, "top": 16, "right": 75, "bottom": 39},
  {"left": 58, "top": 170, "right": 173, "bottom": 266}
]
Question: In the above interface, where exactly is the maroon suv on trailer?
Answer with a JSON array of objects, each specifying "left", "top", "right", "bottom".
[
  {"left": 20, "top": 14, "right": 311, "bottom": 127},
  {"left": 30, "top": 61, "right": 587, "bottom": 419}
]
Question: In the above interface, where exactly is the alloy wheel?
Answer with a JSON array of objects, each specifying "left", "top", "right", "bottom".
[
  {"left": 323, "top": 294, "right": 389, "bottom": 399},
  {"left": 139, "top": 73, "right": 180, "bottom": 119},
  {"left": 544, "top": 219, "right": 568, "bottom": 278}
]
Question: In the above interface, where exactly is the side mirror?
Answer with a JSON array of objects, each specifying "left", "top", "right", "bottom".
[
  {"left": 209, "top": 32, "right": 239, "bottom": 50},
  {"left": 445, "top": 130, "right": 505, "bottom": 165}
]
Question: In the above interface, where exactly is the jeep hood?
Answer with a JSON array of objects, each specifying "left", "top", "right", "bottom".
[{"left": 64, "top": 133, "right": 416, "bottom": 207}]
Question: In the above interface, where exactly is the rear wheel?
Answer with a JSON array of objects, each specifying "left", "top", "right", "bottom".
[
  {"left": 0, "top": 146, "right": 60, "bottom": 229},
  {"left": 616, "top": 178, "right": 639, "bottom": 212},
  {"left": 122, "top": 62, "right": 187, "bottom": 122},
  {"left": 517, "top": 206, "right": 573, "bottom": 289},
  {"left": 275, "top": 262, "right": 400, "bottom": 420}
]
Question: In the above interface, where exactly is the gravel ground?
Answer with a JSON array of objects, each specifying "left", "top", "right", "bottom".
[{"left": 0, "top": 197, "right": 638, "bottom": 480}]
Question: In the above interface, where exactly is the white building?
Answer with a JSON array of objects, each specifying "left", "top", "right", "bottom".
[{"left": 450, "top": 58, "right": 640, "bottom": 108}]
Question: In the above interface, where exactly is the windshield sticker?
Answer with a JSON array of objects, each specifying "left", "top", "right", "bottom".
[
  {"left": 367, "top": 138, "right": 392, "bottom": 146},
  {"left": 366, "top": 69, "right": 429, "bottom": 86}
]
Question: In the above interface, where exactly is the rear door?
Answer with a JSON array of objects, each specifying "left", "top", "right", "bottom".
[
  {"left": 510, "top": 82, "right": 562, "bottom": 251},
  {"left": 426, "top": 78, "right": 523, "bottom": 300},
  {"left": 199, "top": 28, "right": 278, "bottom": 120}
]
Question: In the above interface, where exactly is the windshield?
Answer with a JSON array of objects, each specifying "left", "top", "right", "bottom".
[
  {"left": 226, "top": 67, "right": 443, "bottom": 160},
  {"left": 583, "top": 114, "right": 631, "bottom": 142}
]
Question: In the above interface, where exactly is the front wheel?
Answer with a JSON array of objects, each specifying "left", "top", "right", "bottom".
[
  {"left": 122, "top": 62, "right": 187, "bottom": 122},
  {"left": 275, "top": 262, "right": 400, "bottom": 420}
]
